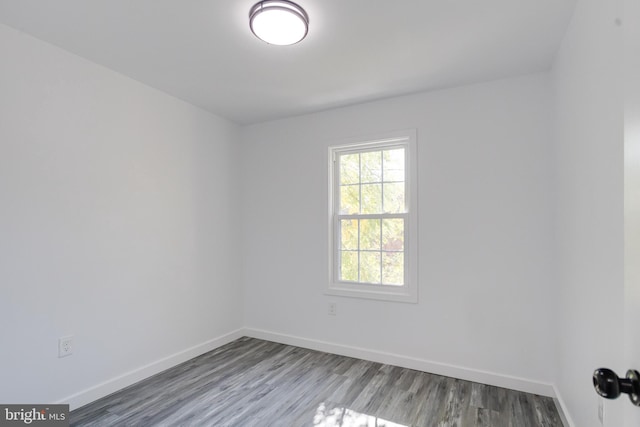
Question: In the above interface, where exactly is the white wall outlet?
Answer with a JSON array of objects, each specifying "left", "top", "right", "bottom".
[
  {"left": 598, "top": 397, "right": 604, "bottom": 425},
  {"left": 58, "top": 336, "right": 73, "bottom": 358},
  {"left": 328, "top": 302, "right": 337, "bottom": 316}
]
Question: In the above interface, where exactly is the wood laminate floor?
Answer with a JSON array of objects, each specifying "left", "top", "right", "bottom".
[{"left": 70, "top": 337, "right": 563, "bottom": 427}]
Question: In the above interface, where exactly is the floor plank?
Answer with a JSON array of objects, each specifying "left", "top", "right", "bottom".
[{"left": 70, "top": 337, "right": 563, "bottom": 426}]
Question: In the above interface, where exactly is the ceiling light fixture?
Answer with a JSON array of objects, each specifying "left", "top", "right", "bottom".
[{"left": 249, "top": 0, "right": 309, "bottom": 46}]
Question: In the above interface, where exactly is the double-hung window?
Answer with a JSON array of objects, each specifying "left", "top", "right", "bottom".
[{"left": 328, "top": 130, "right": 418, "bottom": 303}]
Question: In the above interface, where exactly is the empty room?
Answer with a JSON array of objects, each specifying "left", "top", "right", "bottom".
[{"left": 1, "top": 0, "right": 639, "bottom": 426}]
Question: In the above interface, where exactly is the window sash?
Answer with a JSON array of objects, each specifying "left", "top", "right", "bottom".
[{"left": 335, "top": 213, "right": 408, "bottom": 285}]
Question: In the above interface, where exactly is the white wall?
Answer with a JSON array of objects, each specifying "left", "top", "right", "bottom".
[
  {"left": 240, "top": 74, "right": 557, "bottom": 392},
  {"left": 552, "top": 0, "right": 625, "bottom": 426},
  {"left": 0, "top": 23, "right": 243, "bottom": 407}
]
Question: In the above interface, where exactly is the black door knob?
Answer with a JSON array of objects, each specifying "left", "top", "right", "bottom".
[{"left": 593, "top": 368, "right": 640, "bottom": 406}]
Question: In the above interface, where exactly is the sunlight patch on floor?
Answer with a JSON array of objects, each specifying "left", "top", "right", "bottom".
[{"left": 313, "top": 402, "right": 407, "bottom": 427}]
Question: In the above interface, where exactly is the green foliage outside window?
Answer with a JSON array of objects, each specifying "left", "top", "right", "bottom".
[{"left": 338, "top": 148, "right": 405, "bottom": 285}]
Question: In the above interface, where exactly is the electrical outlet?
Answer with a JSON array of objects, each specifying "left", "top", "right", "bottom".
[
  {"left": 598, "top": 397, "right": 604, "bottom": 425},
  {"left": 328, "top": 302, "right": 337, "bottom": 316},
  {"left": 58, "top": 336, "right": 73, "bottom": 358}
]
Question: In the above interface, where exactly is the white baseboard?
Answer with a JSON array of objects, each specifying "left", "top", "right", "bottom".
[
  {"left": 552, "top": 385, "right": 576, "bottom": 427},
  {"left": 57, "top": 328, "right": 245, "bottom": 410},
  {"left": 244, "top": 327, "right": 556, "bottom": 398}
]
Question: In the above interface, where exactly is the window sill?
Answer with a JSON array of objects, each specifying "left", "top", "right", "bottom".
[{"left": 326, "top": 283, "right": 417, "bottom": 303}]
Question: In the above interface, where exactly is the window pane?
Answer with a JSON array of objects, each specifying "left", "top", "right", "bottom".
[
  {"left": 360, "top": 219, "right": 381, "bottom": 250},
  {"left": 361, "top": 184, "right": 382, "bottom": 214},
  {"left": 383, "top": 182, "right": 405, "bottom": 213},
  {"left": 340, "top": 184, "right": 360, "bottom": 214},
  {"left": 361, "top": 151, "right": 382, "bottom": 183},
  {"left": 340, "top": 219, "right": 358, "bottom": 250},
  {"left": 382, "top": 219, "right": 404, "bottom": 251},
  {"left": 340, "top": 251, "right": 358, "bottom": 282},
  {"left": 340, "top": 153, "right": 360, "bottom": 185},
  {"left": 382, "top": 252, "right": 404, "bottom": 285},
  {"left": 360, "top": 251, "right": 381, "bottom": 284},
  {"left": 383, "top": 148, "right": 405, "bottom": 182}
]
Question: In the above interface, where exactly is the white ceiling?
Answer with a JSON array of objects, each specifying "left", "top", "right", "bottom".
[{"left": 0, "top": 0, "right": 576, "bottom": 125}]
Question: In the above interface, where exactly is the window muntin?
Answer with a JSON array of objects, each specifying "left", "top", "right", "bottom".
[{"left": 328, "top": 131, "right": 417, "bottom": 303}]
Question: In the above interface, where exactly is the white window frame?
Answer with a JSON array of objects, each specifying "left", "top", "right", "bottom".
[{"left": 327, "top": 129, "right": 418, "bottom": 303}]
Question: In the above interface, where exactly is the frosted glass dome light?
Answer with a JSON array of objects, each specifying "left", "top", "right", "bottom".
[{"left": 249, "top": 1, "right": 309, "bottom": 46}]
